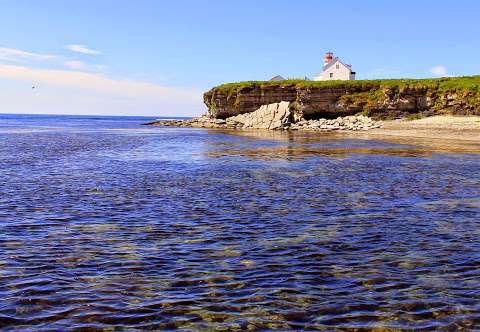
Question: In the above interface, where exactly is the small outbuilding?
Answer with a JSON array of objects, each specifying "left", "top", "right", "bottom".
[{"left": 269, "top": 75, "right": 286, "bottom": 81}]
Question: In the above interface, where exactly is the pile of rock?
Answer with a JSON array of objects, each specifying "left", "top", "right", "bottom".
[
  {"left": 290, "top": 115, "right": 382, "bottom": 131},
  {"left": 144, "top": 117, "right": 226, "bottom": 128},
  {"left": 145, "top": 102, "right": 382, "bottom": 131}
]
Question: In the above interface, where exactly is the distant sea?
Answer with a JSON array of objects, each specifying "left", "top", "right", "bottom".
[
  {"left": 0, "top": 113, "right": 479, "bottom": 330},
  {"left": 0, "top": 113, "right": 190, "bottom": 130}
]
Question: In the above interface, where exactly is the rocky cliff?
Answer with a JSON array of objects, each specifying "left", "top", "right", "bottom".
[{"left": 203, "top": 77, "right": 480, "bottom": 120}]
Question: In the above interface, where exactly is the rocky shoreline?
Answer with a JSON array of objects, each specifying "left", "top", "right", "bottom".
[{"left": 145, "top": 101, "right": 383, "bottom": 131}]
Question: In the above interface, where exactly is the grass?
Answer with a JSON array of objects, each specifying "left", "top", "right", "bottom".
[
  {"left": 208, "top": 75, "right": 480, "bottom": 96},
  {"left": 407, "top": 113, "right": 424, "bottom": 121}
]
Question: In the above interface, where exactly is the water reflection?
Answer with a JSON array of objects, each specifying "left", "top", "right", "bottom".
[{"left": 209, "top": 128, "right": 480, "bottom": 156}]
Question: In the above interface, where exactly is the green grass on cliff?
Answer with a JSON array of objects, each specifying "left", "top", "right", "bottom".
[{"left": 210, "top": 75, "right": 480, "bottom": 96}]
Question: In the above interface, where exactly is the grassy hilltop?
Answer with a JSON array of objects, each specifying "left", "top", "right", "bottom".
[{"left": 212, "top": 75, "right": 480, "bottom": 96}]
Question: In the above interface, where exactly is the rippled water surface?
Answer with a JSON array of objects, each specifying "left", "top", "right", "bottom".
[{"left": 1, "top": 114, "right": 480, "bottom": 330}]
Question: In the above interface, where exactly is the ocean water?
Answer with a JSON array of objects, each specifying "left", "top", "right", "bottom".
[{"left": 0, "top": 114, "right": 479, "bottom": 330}]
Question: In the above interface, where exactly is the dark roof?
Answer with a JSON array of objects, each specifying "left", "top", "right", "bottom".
[
  {"left": 323, "top": 57, "right": 353, "bottom": 73},
  {"left": 269, "top": 75, "right": 285, "bottom": 81}
]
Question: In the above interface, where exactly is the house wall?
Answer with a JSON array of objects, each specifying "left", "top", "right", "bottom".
[{"left": 314, "top": 60, "right": 354, "bottom": 81}]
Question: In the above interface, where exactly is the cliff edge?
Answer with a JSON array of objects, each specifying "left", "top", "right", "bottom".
[{"left": 203, "top": 76, "right": 480, "bottom": 120}]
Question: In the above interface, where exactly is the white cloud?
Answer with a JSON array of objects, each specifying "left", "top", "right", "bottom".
[
  {"left": 429, "top": 65, "right": 449, "bottom": 77},
  {"left": 0, "top": 46, "right": 106, "bottom": 74},
  {"left": 0, "top": 63, "right": 196, "bottom": 99},
  {"left": 65, "top": 44, "right": 101, "bottom": 55},
  {"left": 64, "top": 60, "right": 106, "bottom": 72},
  {"left": 0, "top": 63, "right": 203, "bottom": 116},
  {"left": 0, "top": 47, "right": 56, "bottom": 62}
]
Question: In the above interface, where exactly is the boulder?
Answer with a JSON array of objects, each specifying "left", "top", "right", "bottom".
[{"left": 226, "top": 101, "right": 292, "bottom": 130}]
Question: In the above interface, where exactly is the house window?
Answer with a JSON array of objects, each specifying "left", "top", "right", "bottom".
[
  {"left": 336, "top": 64, "right": 340, "bottom": 69},
  {"left": 329, "top": 73, "right": 333, "bottom": 78}
]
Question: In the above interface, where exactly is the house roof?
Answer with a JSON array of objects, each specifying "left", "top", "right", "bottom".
[
  {"left": 270, "top": 75, "right": 285, "bottom": 81},
  {"left": 323, "top": 57, "right": 353, "bottom": 73}
]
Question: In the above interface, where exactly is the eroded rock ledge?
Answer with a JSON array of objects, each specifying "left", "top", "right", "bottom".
[
  {"left": 146, "top": 77, "right": 479, "bottom": 131},
  {"left": 203, "top": 77, "right": 480, "bottom": 120},
  {"left": 145, "top": 101, "right": 383, "bottom": 131}
]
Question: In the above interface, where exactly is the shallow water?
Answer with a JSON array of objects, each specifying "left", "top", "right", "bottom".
[{"left": 0, "top": 114, "right": 479, "bottom": 330}]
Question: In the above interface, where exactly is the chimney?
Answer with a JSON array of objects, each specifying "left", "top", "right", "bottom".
[{"left": 324, "top": 52, "right": 334, "bottom": 66}]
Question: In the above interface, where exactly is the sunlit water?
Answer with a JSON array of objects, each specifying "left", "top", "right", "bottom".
[{"left": 0, "top": 114, "right": 479, "bottom": 330}]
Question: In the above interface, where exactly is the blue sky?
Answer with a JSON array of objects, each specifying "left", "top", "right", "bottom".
[{"left": 0, "top": 0, "right": 479, "bottom": 116}]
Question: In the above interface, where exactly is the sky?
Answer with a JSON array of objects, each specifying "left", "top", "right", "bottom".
[{"left": 0, "top": 0, "right": 479, "bottom": 116}]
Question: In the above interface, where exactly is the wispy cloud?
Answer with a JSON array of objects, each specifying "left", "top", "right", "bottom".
[
  {"left": 0, "top": 47, "right": 56, "bottom": 62},
  {"left": 64, "top": 60, "right": 106, "bottom": 72},
  {"left": 0, "top": 63, "right": 202, "bottom": 116},
  {"left": 1, "top": 46, "right": 106, "bottom": 74},
  {"left": 429, "top": 65, "right": 449, "bottom": 77},
  {"left": 0, "top": 63, "right": 198, "bottom": 100},
  {"left": 0, "top": 45, "right": 202, "bottom": 116},
  {"left": 65, "top": 44, "right": 101, "bottom": 55}
]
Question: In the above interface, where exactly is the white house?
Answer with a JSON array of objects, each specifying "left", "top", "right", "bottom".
[{"left": 314, "top": 52, "right": 356, "bottom": 81}]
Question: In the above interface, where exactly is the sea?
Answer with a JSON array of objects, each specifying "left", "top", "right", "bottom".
[{"left": 0, "top": 113, "right": 479, "bottom": 330}]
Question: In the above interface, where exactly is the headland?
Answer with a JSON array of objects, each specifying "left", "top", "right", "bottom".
[{"left": 146, "top": 76, "right": 480, "bottom": 141}]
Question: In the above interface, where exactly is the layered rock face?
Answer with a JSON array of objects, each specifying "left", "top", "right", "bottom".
[
  {"left": 226, "top": 101, "right": 291, "bottom": 129},
  {"left": 204, "top": 85, "right": 298, "bottom": 119},
  {"left": 204, "top": 84, "right": 480, "bottom": 120}
]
